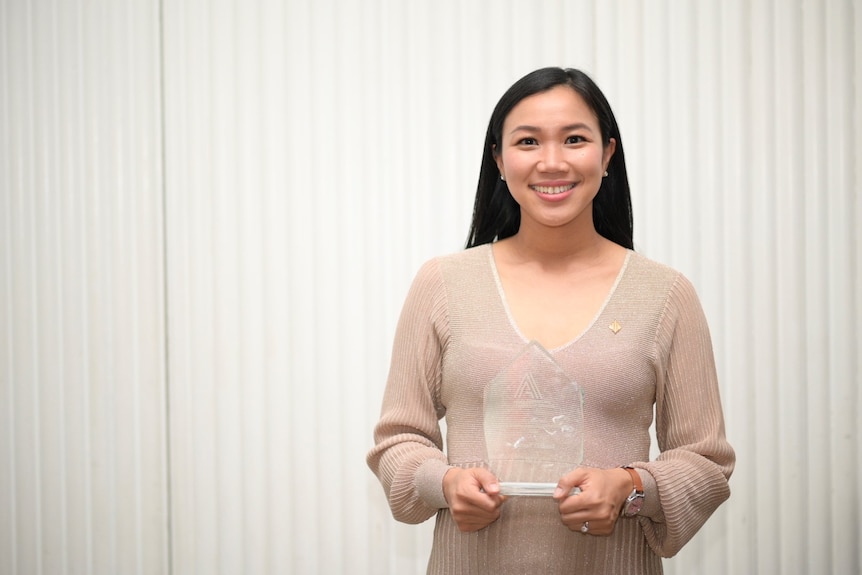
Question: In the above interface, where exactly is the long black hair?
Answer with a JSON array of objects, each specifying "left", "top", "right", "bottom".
[{"left": 465, "top": 67, "right": 633, "bottom": 250}]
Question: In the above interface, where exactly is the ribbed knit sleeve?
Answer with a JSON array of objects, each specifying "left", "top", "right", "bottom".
[
  {"left": 366, "top": 259, "right": 452, "bottom": 524},
  {"left": 638, "top": 273, "right": 735, "bottom": 557}
]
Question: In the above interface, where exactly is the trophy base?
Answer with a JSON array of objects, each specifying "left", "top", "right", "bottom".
[{"left": 498, "top": 482, "right": 582, "bottom": 497}]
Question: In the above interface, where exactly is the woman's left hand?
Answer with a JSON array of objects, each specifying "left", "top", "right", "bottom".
[{"left": 552, "top": 467, "right": 632, "bottom": 536}]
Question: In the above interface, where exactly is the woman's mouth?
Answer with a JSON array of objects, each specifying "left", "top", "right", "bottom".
[{"left": 530, "top": 183, "right": 576, "bottom": 195}]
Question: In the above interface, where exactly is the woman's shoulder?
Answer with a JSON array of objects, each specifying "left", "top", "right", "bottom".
[
  {"left": 411, "top": 244, "right": 497, "bottom": 306},
  {"left": 625, "top": 251, "right": 686, "bottom": 286},
  {"left": 434, "top": 243, "right": 491, "bottom": 264},
  {"left": 408, "top": 244, "right": 492, "bottom": 290},
  {"left": 426, "top": 244, "right": 492, "bottom": 276},
  {"left": 623, "top": 251, "right": 705, "bottom": 313}
]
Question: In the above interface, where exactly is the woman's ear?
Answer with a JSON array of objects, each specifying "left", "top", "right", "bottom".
[
  {"left": 493, "top": 144, "right": 505, "bottom": 179},
  {"left": 602, "top": 138, "right": 617, "bottom": 173}
]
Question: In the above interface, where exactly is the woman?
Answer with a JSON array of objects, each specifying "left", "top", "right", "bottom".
[{"left": 367, "top": 67, "right": 734, "bottom": 574}]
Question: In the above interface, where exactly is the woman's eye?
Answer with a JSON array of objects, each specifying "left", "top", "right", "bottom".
[
  {"left": 518, "top": 137, "right": 538, "bottom": 146},
  {"left": 566, "top": 135, "right": 585, "bottom": 144}
]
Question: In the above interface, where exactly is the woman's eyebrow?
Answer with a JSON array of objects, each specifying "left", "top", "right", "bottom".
[{"left": 508, "top": 123, "right": 594, "bottom": 136}]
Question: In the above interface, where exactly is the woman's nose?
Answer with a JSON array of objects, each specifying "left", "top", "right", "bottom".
[{"left": 537, "top": 144, "right": 565, "bottom": 172}]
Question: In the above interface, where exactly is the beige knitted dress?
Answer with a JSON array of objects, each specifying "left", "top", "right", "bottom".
[{"left": 367, "top": 244, "right": 735, "bottom": 574}]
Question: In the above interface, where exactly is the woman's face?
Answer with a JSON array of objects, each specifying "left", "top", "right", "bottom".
[{"left": 495, "top": 85, "right": 615, "bottom": 233}]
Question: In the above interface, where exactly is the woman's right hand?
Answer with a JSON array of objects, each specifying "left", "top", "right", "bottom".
[{"left": 442, "top": 467, "right": 506, "bottom": 532}]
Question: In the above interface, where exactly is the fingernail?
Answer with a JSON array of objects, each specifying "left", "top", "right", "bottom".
[{"left": 553, "top": 486, "right": 563, "bottom": 498}]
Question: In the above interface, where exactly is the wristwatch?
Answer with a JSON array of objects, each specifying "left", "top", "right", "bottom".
[{"left": 620, "top": 466, "right": 645, "bottom": 517}]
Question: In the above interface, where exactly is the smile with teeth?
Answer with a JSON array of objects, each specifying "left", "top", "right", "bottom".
[{"left": 530, "top": 183, "right": 576, "bottom": 195}]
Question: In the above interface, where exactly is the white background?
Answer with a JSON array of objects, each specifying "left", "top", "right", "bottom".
[{"left": 1, "top": 0, "right": 860, "bottom": 573}]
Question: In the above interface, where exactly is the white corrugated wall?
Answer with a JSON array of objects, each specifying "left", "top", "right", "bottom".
[
  {"left": 1, "top": 0, "right": 859, "bottom": 573},
  {"left": 0, "top": 0, "right": 168, "bottom": 573}
]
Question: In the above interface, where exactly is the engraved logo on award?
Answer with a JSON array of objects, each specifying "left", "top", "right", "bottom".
[{"left": 483, "top": 341, "right": 584, "bottom": 496}]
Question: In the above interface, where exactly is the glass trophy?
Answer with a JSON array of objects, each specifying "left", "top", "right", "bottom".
[{"left": 483, "top": 341, "right": 584, "bottom": 496}]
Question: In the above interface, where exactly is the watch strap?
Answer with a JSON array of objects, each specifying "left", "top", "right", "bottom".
[
  {"left": 622, "top": 466, "right": 643, "bottom": 493},
  {"left": 620, "top": 466, "right": 645, "bottom": 517}
]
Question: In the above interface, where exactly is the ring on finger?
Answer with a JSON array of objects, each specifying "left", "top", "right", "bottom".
[{"left": 580, "top": 521, "right": 590, "bottom": 533}]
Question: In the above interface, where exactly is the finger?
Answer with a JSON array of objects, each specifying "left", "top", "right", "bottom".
[
  {"left": 560, "top": 510, "right": 618, "bottom": 536},
  {"left": 580, "top": 519, "right": 616, "bottom": 537},
  {"left": 471, "top": 467, "right": 501, "bottom": 496},
  {"left": 452, "top": 478, "right": 503, "bottom": 514},
  {"left": 449, "top": 496, "right": 502, "bottom": 533},
  {"left": 553, "top": 468, "right": 587, "bottom": 501}
]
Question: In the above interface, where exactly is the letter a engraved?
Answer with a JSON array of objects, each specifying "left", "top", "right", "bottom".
[{"left": 514, "top": 372, "right": 543, "bottom": 400}]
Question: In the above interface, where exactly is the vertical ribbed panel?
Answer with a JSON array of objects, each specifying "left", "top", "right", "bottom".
[
  {"left": 162, "top": 1, "right": 859, "bottom": 574},
  {"left": 0, "top": 1, "right": 167, "bottom": 574},
  {"left": 3, "top": 0, "right": 859, "bottom": 574}
]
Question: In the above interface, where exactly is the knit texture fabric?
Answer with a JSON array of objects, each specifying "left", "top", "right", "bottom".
[{"left": 368, "top": 244, "right": 735, "bottom": 575}]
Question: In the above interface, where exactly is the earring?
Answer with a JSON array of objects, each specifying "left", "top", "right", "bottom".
[
  {"left": 500, "top": 174, "right": 506, "bottom": 181},
  {"left": 603, "top": 171, "right": 609, "bottom": 177}
]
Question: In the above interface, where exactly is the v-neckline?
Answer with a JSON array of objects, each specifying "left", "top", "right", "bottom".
[{"left": 486, "top": 244, "right": 632, "bottom": 352}]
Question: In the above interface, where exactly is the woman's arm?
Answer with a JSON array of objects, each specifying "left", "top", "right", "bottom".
[
  {"left": 367, "top": 260, "right": 452, "bottom": 524},
  {"left": 637, "top": 273, "right": 736, "bottom": 557}
]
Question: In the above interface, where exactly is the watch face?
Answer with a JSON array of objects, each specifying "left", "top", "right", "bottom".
[{"left": 624, "top": 493, "right": 644, "bottom": 517}]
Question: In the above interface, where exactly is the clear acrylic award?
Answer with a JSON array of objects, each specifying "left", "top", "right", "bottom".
[{"left": 483, "top": 341, "right": 584, "bottom": 496}]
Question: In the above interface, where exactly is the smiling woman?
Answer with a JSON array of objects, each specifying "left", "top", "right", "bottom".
[{"left": 367, "top": 67, "right": 735, "bottom": 575}]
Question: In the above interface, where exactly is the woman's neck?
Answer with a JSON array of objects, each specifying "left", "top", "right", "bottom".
[{"left": 504, "top": 220, "right": 613, "bottom": 266}]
